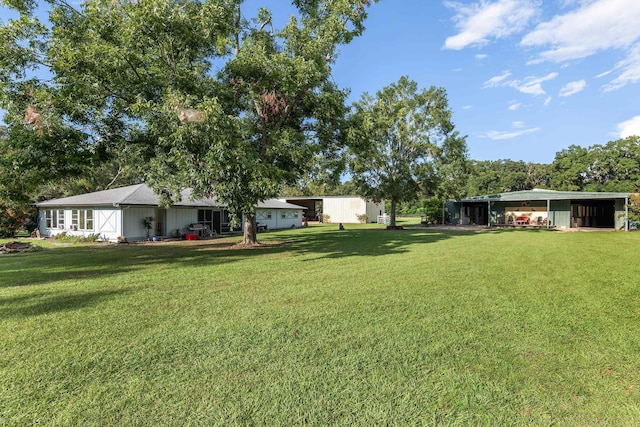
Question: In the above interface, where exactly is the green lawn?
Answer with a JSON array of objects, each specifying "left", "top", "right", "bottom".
[{"left": 2, "top": 223, "right": 640, "bottom": 425}]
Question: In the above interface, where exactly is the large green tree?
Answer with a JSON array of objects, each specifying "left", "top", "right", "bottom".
[
  {"left": 0, "top": 0, "right": 375, "bottom": 245},
  {"left": 464, "top": 159, "right": 552, "bottom": 196},
  {"left": 347, "top": 76, "right": 467, "bottom": 228},
  {"left": 549, "top": 137, "right": 640, "bottom": 192}
]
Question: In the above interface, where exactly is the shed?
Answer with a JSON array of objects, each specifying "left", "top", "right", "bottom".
[
  {"left": 278, "top": 196, "right": 385, "bottom": 224},
  {"left": 448, "top": 189, "right": 631, "bottom": 230}
]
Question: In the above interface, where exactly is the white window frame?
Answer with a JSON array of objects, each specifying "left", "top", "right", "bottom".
[
  {"left": 71, "top": 209, "right": 94, "bottom": 231},
  {"left": 45, "top": 209, "right": 65, "bottom": 229}
]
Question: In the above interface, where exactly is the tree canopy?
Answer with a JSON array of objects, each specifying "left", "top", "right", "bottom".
[{"left": 0, "top": 0, "right": 376, "bottom": 244}]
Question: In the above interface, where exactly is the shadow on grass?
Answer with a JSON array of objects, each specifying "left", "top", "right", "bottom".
[
  {"left": 287, "top": 228, "right": 460, "bottom": 260},
  {"left": 0, "top": 226, "right": 491, "bottom": 288},
  {"left": 0, "top": 287, "right": 133, "bottom": 318}
]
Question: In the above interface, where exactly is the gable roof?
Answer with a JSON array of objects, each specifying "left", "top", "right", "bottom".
[
  {"left": 35, "top": 184, "right": 304, "bottom": 210},
  {"left": 461, "top": 188, "right": 631, "bottom": 203}
]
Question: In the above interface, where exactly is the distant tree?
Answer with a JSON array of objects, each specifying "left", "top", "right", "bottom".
[
  {"left": 549, "top": 145, "right": 594, "bottom": 191},
  {"left": 586, "top": 136, "right": 640, "bottom": 192},
  {"left": 629, "top": 193, "right": 640, "bottom": 225},
  {"left": 347, "top": 76, "right": 466, "bottom": 228},
  {"left": 464, "top": 159, "right": 550, "bottom": 196},
  {"left": 549, "top": 137, "right": 640, "bottom": 192}
]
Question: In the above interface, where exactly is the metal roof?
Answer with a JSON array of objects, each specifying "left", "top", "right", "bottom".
[
  {"left": 461, "top": 188, "right": 631, "bottom": 203},
  {"left": 35, "top": 184, "right": 305, "bottom": 210}
]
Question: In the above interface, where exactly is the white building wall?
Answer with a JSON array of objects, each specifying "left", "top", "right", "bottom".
[
  {"left": 38, "top": 207, "right": 122, "bottom": 241},
  {"left": 165, "top": 207, "right": 198, "bottom": 236},
  {"left": 123, "top": 207, "right": 156, "bottom": 240},
  {"left": 366, "top": 200, "right": 385, "bottom": 223},
  {"left": 323, "top": 198, "right": 366, "bottom": 224},
  {"left": 256, "top": 208, "right": 303, "bottom": 230}
]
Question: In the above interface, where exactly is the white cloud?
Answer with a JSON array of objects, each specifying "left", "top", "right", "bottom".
[
  {"left": 596, "top": 69, "right": 613, "bottom": 78},
  {"left": 508, "top": 101, "right": 522, "bottom": 111},
  {"left": 462, "top": 105, "right": 473, "bottom": 110},
  {"left": 512, "top": 121, "right": 525, "bottom": 128},
  {"left": 481, "top": 127, "right": 541, "bottom": 140},
  {"left": 483, "top": 70, "right": 512, "bottom": 87},
  {"left": 444, "top": 0, "right": 540, "bottom": 50},
  {"left": 602, "top": 44, "right": 640, "bottom": 91},
  {"left": 544, "top": 97, "right": 552, "bottom": 106},
  {"left": 559, "top": 79, "right": 586, "bottom": 96},
  {"left": 484, "top": 71, "right": 558, "bottom": 96},
  {"left": 509, "top": 72, "right": 559, "bottom": 96},
  {"left": 618, "top": 115, "right": 640, "bottom": 138},
  {"left": 475, "top": 53, "right": 489, "bottom": 60},
  {"left": 521, "top": 0, "right": 640, "bottom": 63}
]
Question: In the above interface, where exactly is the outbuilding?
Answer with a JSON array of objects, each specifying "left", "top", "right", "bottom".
[
  {"left": 35, "top": 184, "right": 305, "bottom": 241},
  {"left": 447, "top": 189, "right": 631, "bottom": 230},
  {"left": 278, "top": 196, "right": 385, "bottom": 224}
]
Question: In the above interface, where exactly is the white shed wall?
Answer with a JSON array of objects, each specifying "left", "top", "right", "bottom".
[
  {"left": 323, "top": 198, "right": 366, "bottom": 224},
  {"left": 366, "top": 201, "right": 385, "bottom": 223}
]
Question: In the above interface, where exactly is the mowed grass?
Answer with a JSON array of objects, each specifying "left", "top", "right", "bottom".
[{"left": 1, "top": 223, "right": 640, "bottom": 425}]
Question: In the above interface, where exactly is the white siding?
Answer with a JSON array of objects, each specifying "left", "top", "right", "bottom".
[
  {"left": 323, "top": 198, "right": 366, "bottom": 224},
  {"left": 123, "top": 207, "right": 156, "bottom": 240},
  {"left": 38, "top": 207, "right": 122, "bottom": 241},
  {"left": 366, "top": 200, "right": 385, "bottom": 223},
  {"left": 256, "top": 208, "right": 303, "bottom": 230},
  {"left": 165, "top": 207, "right": 198, "bottom": 236}
]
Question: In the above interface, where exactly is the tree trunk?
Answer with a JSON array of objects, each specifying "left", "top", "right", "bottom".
[
  {"left": 390, "top": 199, "right": 397, "bottom": 227},
  {"left": 242, "top": 214, "right": 258, "bottom": 246}
]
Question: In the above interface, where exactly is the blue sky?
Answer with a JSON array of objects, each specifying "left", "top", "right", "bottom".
[
  {"left": 4, "top": 1, "right": 640, "bottom": 164},
  {"left": 250, "top": 0, "right": 640, "bottom": 164}
]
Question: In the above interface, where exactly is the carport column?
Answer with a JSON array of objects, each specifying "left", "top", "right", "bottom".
[
  {"left": 626, "top": 196, "right": 629, "bottom": 231},
  {"left": 547, "top": 199, "right": 550, "bottom": 229},
  {"left": 487, "top": 200, "right": 491, "bottom": 227}
]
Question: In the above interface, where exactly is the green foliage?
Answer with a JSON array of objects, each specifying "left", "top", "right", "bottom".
[
  {"left": 355, "top": 213, "right": 367, "bottom": 223},
  {"left": 52, "top": 231, "right": 102, "bottom": 243},
  {"left": 629, "top": 193, "right": 640, "bottom": 224},
  {"left": 142, "top": 216, "right": 153, "bottom": 239},
  {"left": 464, "top": 159, "right": 552, "bottom": 196},
  {"left": 348, "top": 76, "right": 467, "bottom": 226},
  {"left": 550, "top": 137, "right": 640, "bottom": 192},
  {"left": 0, "top": 199, "right": 32, "bottom": 237}
]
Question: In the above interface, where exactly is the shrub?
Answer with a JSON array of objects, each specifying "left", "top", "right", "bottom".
[
  {"left": 0, "top": 200, "right": 32, "bottom": 238},
  {"left": 356, "top": 213, "right": 368, "bottom": 224}
]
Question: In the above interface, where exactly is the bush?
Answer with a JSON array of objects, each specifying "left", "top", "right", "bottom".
[
  {"left": 0, "top": 200, "right": 32, "bottom": 238},
  {"left": 356, "top": 213, "right": 368, "bottom": 224},
  {"left": 321, "top": 213, "right": 331, "bottom": 223}
]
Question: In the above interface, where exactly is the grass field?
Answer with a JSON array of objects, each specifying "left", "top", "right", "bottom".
[{"left": 2, "top": 221, "right": 640, "bottom": 425}]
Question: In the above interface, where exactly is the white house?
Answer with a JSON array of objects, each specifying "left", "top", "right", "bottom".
[
  {"left": 35, "top": 184, "right": 305, "bottom": 241},
  {"left": 278, "top": 196, "right": 385, "bottom": 224}
]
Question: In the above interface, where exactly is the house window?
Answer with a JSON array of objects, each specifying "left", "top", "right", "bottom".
[
  {"left": 71, "top": 209, "right": 93, "bottom": 230},
  {"left": 45, "top": 209, "right": 65, "bottom": 229}
]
